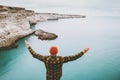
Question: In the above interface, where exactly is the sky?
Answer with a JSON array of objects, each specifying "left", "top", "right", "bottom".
[
  {"left": 0, "top": 0, "right": 120, "bottom": 9},
  {"left": 0, "top": 0, "right": 120, "bottom": 16}
]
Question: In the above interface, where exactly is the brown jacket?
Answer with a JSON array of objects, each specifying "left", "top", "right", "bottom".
[{"left": 28, "top": 46, "right": 84, "bottom": 80}]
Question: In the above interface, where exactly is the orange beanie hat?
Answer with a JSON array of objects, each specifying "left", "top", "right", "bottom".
[{"left": 49, "top": 46, "right": 58, "bottom": 55}]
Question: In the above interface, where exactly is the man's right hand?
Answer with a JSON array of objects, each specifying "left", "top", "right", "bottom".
[
  {"left": 25, "top": 40, "right": 30, "bottom": 48},
  {"left": 82, "top": 48, "right": 90, "bottom": 54}
]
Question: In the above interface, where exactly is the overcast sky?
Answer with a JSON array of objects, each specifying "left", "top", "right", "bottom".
[{"left": 0, "top": 0, "right": 120, "bottom": 8}]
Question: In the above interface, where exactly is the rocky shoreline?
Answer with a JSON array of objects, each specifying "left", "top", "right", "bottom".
[{"left": 0, "top": 5, "right": 85, "bottom": 49}]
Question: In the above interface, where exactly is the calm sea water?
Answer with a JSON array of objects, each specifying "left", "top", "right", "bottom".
[{"left": 0, "top": 8, "right": 120, "bottom": 80}]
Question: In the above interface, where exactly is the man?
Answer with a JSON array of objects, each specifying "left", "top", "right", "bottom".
[{"left": 25, "top": 40, "right": 89, "bottom": 80}]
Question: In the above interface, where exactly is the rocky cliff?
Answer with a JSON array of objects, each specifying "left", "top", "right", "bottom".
[{"left": 0, "top": 5, "right": 85, "bottom": 49}]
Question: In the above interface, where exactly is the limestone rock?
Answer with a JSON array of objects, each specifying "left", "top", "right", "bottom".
[
  {"left": 0, "top": 5, "right": 35, "bottom": 49},
  {"left": 0, "top": 5, "right": 85, "bottom": 49},
  {"left": 35, "top": 29, "right": 58, "bottom": 40}
]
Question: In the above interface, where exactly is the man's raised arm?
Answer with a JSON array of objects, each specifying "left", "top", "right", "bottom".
[
  {"left": 25, "top": 40, "right": 45, "bottom": 62},
  {"left": 63, "top": 48, "right": 89, "bottom": 63}
]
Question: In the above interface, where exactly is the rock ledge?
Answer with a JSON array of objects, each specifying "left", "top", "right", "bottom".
[{"left": 0, "top": 5, "right": 85, "bottom": 49}]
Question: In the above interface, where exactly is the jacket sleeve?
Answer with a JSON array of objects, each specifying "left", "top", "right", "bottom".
[
  {"left": 62, "top": 52, "right": 84, "bottom": 63},
  {"left": 27, "top": 46, "right": 45, "bottom": 62}
]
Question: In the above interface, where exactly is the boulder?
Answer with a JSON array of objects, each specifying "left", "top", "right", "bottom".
[{"left": 35, "top": 29, "right": 58, "bottom": 40}]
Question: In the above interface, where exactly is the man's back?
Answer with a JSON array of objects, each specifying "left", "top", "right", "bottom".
[
  {"left": 44, "top": 56, "right": 63, "bottom": 80},
  {"left": 25, "top": 40, "right": 89, "bottom": 80}
]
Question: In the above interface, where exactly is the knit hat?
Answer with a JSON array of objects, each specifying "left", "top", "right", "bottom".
[{"left": 49, "top": 46, "right": 58, "bottom": 55}]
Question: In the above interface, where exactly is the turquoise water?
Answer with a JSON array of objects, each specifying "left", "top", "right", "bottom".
[{"left": 0, "top": 15, "right": 120, "bottom": 80}]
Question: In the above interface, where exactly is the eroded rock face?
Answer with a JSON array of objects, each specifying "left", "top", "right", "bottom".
[
  {"left": 0, "top": 6, "right": 34, "bottom": 49},
  {"left": 0, "top": 5, "right": 85, "bottom": 49},
  {"left": 35, "top": 29, "right": 58, "bottom": 40}
]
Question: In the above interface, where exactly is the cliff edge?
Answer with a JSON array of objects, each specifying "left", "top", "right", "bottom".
[{"left": 0, "top": 5, "right": 85, "bottom": 49}]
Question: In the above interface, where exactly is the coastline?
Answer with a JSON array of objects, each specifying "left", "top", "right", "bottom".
[{"left": 0, "top": 5, "right": 85, "bottom": 49}]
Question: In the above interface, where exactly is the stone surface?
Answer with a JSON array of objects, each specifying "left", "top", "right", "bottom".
[
  {"left": 0, "top": 5, "right": 85, "bottom": 49},
  {"left": 35, "top": 29, "right": 58, "bottom": 40}
]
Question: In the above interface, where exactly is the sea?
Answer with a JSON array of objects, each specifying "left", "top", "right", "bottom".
[{"left": 0, "top": 1, "right": 120, "bottom": 80}]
